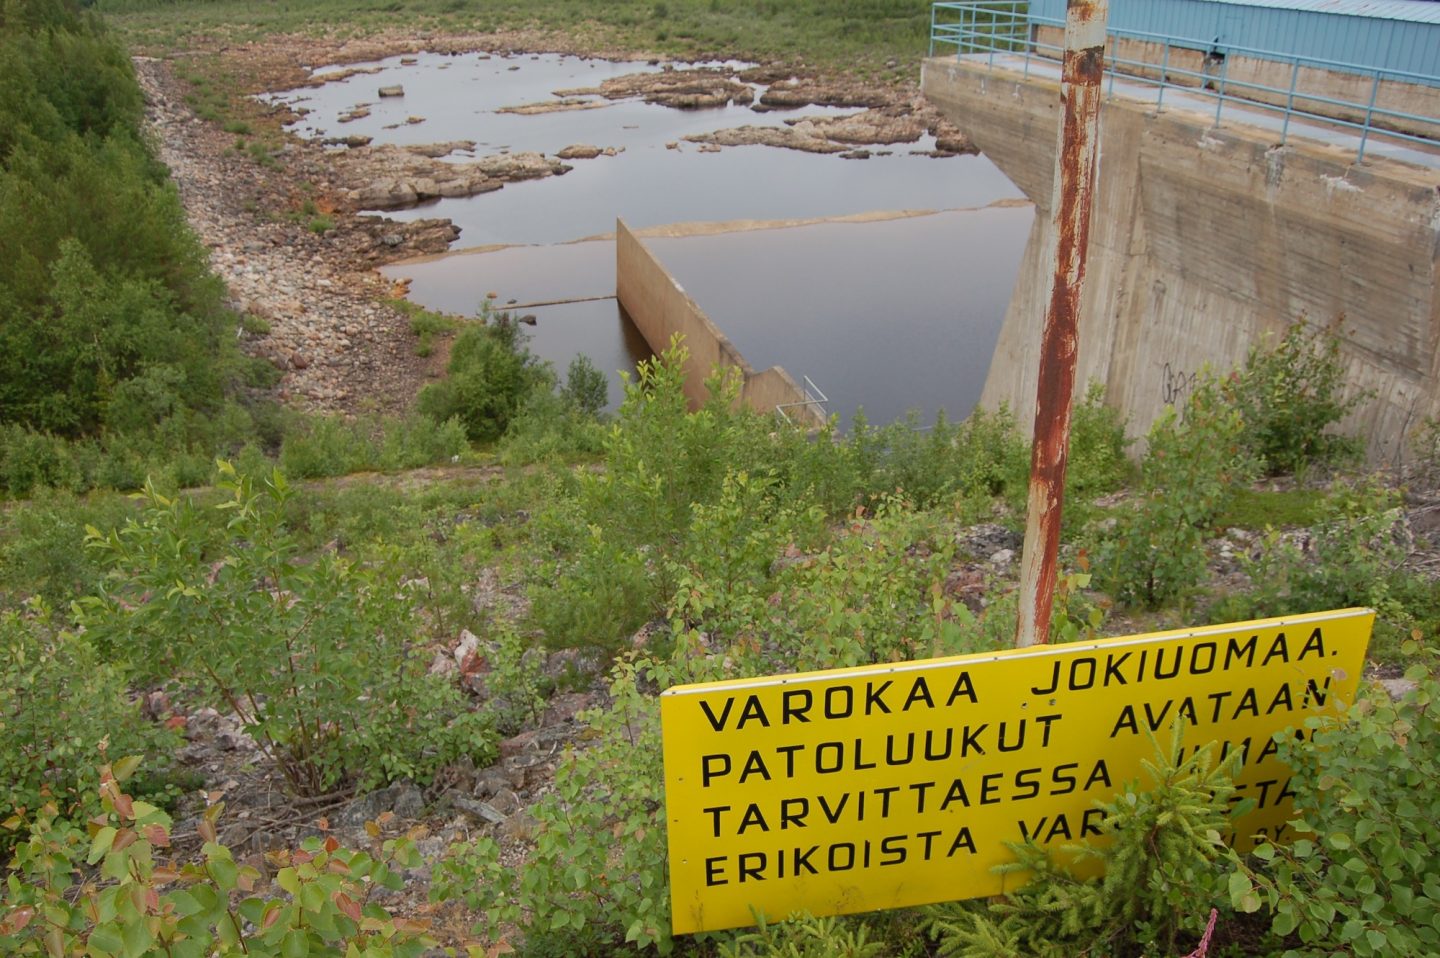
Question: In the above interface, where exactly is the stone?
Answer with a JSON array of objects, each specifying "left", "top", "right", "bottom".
[
  {"left": 452, "top": 795, "right": 507, "bottom": 824},
  {"left": 499, "top": 809, "right": 537, "bottom": 841},
  {"left": 378, "top": 85, "right": 404, "bottom": 98},
  {"left": 322, "top": 134, "right": 372, "bottom": 148},
  {"left": 338, "top": 783, "right": 425, "bottom": 825},
  {"left": 556, "top": 143, "right": 603, "bottom": 160},
  {"left": 1381, "top": 677, "right": 1419, "bottom": 701},
  {"left": 934, "top": 132, "right": 978, "bottom": 154},
  {"left": 484, "top": 787, "right": 521, "bottom": 816},
  {"left": 351, "top": 178, "right": 419, "bottom": 209},
  {"left": 453, "top": 628, "right": 481, "bottom": 671},
  {"left": 404, "top": 140, "right": 476, "bottom": 158},
  {"left": 685, "top": 125, "right": 846, "bottom": 155}
]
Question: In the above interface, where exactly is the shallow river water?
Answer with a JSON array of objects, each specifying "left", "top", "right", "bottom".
[{"left": 269, "top": 51, "right": 1033, "bottom": 423}]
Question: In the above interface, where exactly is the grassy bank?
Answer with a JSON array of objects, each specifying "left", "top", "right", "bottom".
[{"left": 96, "top": 0, "right": 936, "bottom": 80}]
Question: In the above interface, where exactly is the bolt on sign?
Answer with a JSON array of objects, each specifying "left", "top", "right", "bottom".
[{"left": 661, "top": 608, "right": 1373, "bottom": 934}]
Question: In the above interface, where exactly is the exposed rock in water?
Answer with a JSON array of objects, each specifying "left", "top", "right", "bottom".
[
  {"left": 556, "top": 67, "right": 754, "bottom": 110},
  {"left": 354, "top": 215, "right": 462, "bottom": 258},
  {"left": 378, "top": 84, "right": 405, "bottom": 97},
  {"left": 556, "top": 143, "right": 604, "bottom": 160},
  {"left": 757, "top": 80, "right": 890, "bottom": 109},
  {"left": 403, "top": 140, "right": 476, "bottom": 158},
  {"left": 337, "top": 145, "right": 569, "bottom": 209},
  {"left": 497, "top": 96, "right": 610, "bottom": 115},
  {"left": 692, "top": 99, "right": 977, "bottom": 157},
  {"left": 292, "top": 65, "right": 383, "bottom": 89},
  {"left": 685, "top": 124, "right": 847, "bottom": 155},
  {"left": 337, "top": 105, "right": 371, "bottom": 123},
  {"left": 322, "top": 134, "right": 373, "bottom": 148},
  {"left": 785, "top": 107, "right": 927, "bottom": 145},
  {"left": 933, "top": 131, "right": 979, "bottom": 155}
]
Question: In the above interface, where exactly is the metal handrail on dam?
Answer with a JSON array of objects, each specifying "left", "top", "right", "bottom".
[{"left": 929, "top": 1, "right": 1440, "bottom": 161}]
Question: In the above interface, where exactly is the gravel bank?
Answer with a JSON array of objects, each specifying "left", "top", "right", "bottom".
[{"left": 134, "top": 55, "right": 442, "bottom": 416}]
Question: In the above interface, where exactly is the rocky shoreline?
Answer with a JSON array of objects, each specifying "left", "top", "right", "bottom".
[{"left": 134, "top": 56, "right": 451, "bottom": 415}]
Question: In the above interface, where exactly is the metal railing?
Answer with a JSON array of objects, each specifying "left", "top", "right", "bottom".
[
  {"left": 929, "top": 1, "right": 1440, "bottom": 162},
  {"left": 774, "top": 375, "right": 829, "bottom": 426}
]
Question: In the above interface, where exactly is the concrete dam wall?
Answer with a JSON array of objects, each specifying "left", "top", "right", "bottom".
[
  {"left": 615, "top": 219, "right": 823, "bottom": 425},
  {"left": 922, "top": 57, "right": 1440, "bottom": 464}
]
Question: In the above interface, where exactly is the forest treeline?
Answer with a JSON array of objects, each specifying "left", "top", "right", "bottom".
[{"left": 0, "top": 0, "right": 264, "bottom": 477}]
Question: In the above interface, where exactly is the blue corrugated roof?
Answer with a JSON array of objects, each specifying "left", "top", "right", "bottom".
[{"left": 1204, "top": 0, "right": 1440, "bottom": 24}]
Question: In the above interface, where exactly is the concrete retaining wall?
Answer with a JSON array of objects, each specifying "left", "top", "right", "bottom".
[
  {"left": 921, "top": 56, "right": 1440, "bottom": 465},
  {"left": 615, "top": 220, "right": 822, "bottom": 425}
]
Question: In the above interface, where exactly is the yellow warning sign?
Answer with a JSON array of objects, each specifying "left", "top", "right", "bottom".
[{"left": 661, "top": 608, "right": 1373, "bottom": 934}]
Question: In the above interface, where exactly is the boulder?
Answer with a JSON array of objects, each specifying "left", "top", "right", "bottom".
[
  {"left": 556, "top": 143, "right": 603, "bottom": 160},
  {"left": 352, "top": 178, "right": 418, "bottom": 209}
]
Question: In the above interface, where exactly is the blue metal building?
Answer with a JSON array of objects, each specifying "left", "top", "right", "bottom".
[{"left": 1027, "top": 0, "right": 1440, "bottom": 76}]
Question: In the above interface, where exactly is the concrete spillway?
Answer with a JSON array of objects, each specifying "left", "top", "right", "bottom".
[{"left": 922, "top": 56, "right": 1440, "bottom": 464}]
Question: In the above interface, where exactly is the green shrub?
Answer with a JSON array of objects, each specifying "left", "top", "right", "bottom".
[
  {"left": 1094, "top": 377, "right": 1255, "bottom": 609},
  {"left": 377, "top": 412, "right": 468, "bottom": 469},
  {"left": 417, "top": 319, "right": 550, "bottom": 443},
  {"left": 77, "top": 463, "right": 494, "bottom": 795},
  {"left": 0, "top": 152, "right": 232, "bottom": 439},
  {"left": 1227, "top": 319, "right": 1364, "bottom": 476},
  {"left": 1061, "top": 381, "right": 1132, "bottom": 532},
  {"left": 0, "top": 490, "right": 131, "bottom": 607},
  {"left": 0, "top": 424, "right": 83, "bottom": 497},
  {"left": 527, "top": 341, "right": 751, "bottom": 652},
  {"left": 929, "top": 724, "right": 1246, "bottom": 958},
  {"left": 279, "top": 413, "right": 467, "bottom": 478},
  {"left": 1229, "top": 653, "right": 1440, "bottom": 955},
  {"left": 402, "top": 303, "right": 459, "bottom": 357},
  {"left": 1410, "top": 415, "right": 1440, "bottom": 491},
  {"left": 0, "top": 758, "right": 436, "bottom": 957},
  {"left": 1212, "top": 476, "right": 1408, "bottom": 626},
  {"left": 278, "top": 415, "right": 376, "bottom": 478},
  {"left": 668, "top": 492, "right": 966, "bottom": 675},
  {"left": 0, "top": 606, "right": 179, "bottom": 845},
  {"left": 498, "top": 386, "right": 606, "bottom": 466},
  {"left": 561, "top": 353, "right": 610, "bottom": 416},
  {"left": 0, "top": 0, "right": 278, "bottom": 490},
  {"left": 432, "top": 656, "right": 679, "bottom": 955},
  {"left": 720, "top": 913, "right": 889, "bottom": 958},
  {"left": 843, "top": 405, "right": 1028, "bottom": 514}
]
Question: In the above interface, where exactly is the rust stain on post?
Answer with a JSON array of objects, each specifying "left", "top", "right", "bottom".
[{"left": 1015, "top": 0, "right": 1108, "bottom": 649}]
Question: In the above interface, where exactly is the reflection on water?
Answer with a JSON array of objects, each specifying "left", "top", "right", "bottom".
[
  {"left": 385, "top": 206, "right": 1032, "bottom": 426},
  {"left": 278, "top": 50, "right": 1033, "bottom": 423},
  {"left": 265, "top": 51, "right": 1023, "bottom": 247},
  {"left": 385, "top": 146, "right": 1020, "bottom": 249}
]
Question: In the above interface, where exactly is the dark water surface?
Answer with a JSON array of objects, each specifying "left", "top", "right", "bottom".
[
  {"left": 273, "top": 51, "right": 1032, "bottom": 422},
  {"left": 384, "top": 207, "right": 1032, "bottom": 425}
]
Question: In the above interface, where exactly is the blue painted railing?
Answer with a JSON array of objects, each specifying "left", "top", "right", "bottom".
[{"left": 929, "top": 1, "right": 1440, "bottom": 162}]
